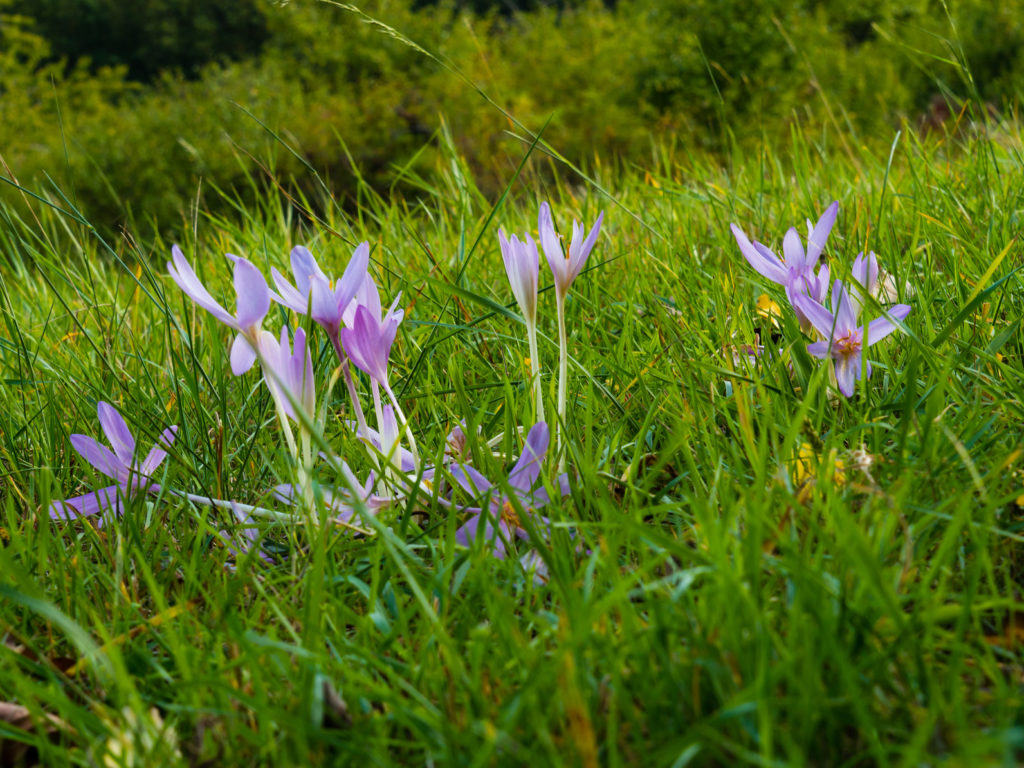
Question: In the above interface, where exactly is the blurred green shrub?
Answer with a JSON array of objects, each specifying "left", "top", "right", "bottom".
[{"left": 0, "top": 0, "right": 1020, "bottom": 239}]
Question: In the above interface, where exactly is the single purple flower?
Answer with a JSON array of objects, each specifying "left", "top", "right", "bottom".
[
  {"left": 50, "top": 402, "right": 177, "bottom": 521},
  {"left": 539, "top": 201, "right": 604, "bottom": 299},
  {"left": 270, "top": 243, "right": 369, "bottom": 343},
  {"left": 792, "top": 281, "right": 912, "bottom": 398},
  {"left": 167, "top": 245, "right": 271, "bottom": 375},
  {"left": 500, "top": 228, "right": 546, "bottom": 421},
  {"left": 849, "top": 251, "right": 881, "bottom": 317},
  {"left": 450, "top": 422, "right": 570, "bottom": 559},
  {"left": 259, "top": 326, "right": 315, "bottom": 422},
  {"left": 340, "top": 302, "right": 401, "bottom": 386},
  {"left": 731, "top": 202, "right": 838, "bottom": 332}
]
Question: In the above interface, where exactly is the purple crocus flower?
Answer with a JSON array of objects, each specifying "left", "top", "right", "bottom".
[
  {"left": 500, "top": 228, "right": 546, "bottom": 421},
  {"left": 849, "top": 251, "right": 881, "bottom": 317},
  {"left": 167, "top": 245, "right": 271, "bottom": 375},
  {"left": 450, "top": 422, "right": 570, "bottom": 559},
  {"left": 792, "top": 281, "right": 912, "bottom": 397},
  {"left": 339, "top": 298, "right": 402, "bottom": 386},
  {"left": 50, "top": 402, "right": 177, "bottom": 521},
  {"left": 258, "top": 326, "right": 315, "bottom": 422},
  {"left": 539, "top": 201, "right": 604, "bottom": 299},
  {"left": 730, "top": 202, "right": 838, "bottom": 332},
  {"left": 270, "top": 243, "right": 369, "bottom": 346}
]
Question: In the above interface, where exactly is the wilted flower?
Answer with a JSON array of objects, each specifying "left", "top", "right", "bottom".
[
  {"left": 50, "top": 402, "right": 177, "bottom": 521},
  {"left": 792, "top": 281, "right": 911, "bottom": 397},
  {"left": 167, "top": 246, "right": 270, "bottom": 375}
]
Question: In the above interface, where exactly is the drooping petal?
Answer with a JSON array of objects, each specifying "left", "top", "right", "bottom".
[
  {"left": 232, "top": 258, "right": 270, "bottom": 330},
  {"left": 167, "top": 245, "right": 236, "bottom": 326},
  {"left": 806, "top": 201, "right": 839, "bottom": 263},
  {"left": 864, "top": 304, "right": 911, "bottom": 347},
  {"left": 49, "top": 485, "right": 121, "bottom": 520},
  {"left": 790, "top": 293, "right": 837, "bottom": 340},
  {"left": 97, "top": 402, "right": 135, "bottom": 467},
  {"left": 507, "top": 422, "right": 549, "bottom": 494},
  {"left": 834, "top": 355, "right": 857, "bottom": 397},
  {"left": 730, "top": 225, "right": 788, "bottom": 285},
  {"left": 229, "top": 333, "right": 259, "bottom": 376},
  {"left": 269, "top": 267, "right": 311, "bottom": 314}
]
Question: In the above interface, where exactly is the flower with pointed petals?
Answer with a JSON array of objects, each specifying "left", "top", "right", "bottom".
[
  {"left": 50, "top": 402, "right": 177, "bottom": 521},
  {"left": 539, "top": 201, "right": 604, "bottom": 298},
  {"left": 792, "top": 281, "right": 911, "bottom": 397},
  {"left": 270, "top": 243, "right": 369, "bottom": 342},
  {"left": 730, "top": 202, "right": 838, "bottom": 332},
  {"left": 340, "top": 302, "right": 401, "bottom": 385},
  {"left": 500, "top": 228, "right": 545, "bottom": 421},
  {"left": 450, "top": 422, "right": 570, "bottom": 559},
  {"left": 167, "top": 245, "right": 270, "bottom": 375},
  {"left": 258, "top": 326, "right": 315, "bottom": 422},
  {"left": 499, "top": 230, "right": 539, "bottom": 325}
]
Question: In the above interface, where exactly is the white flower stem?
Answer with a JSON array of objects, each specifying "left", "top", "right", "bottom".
[
  {"left": 527, "top": 321, "right": 545, "bottom": 424},
  {"left": 555, "top": 289, "right": 568, "bottom": 473},
  {"left": 382, "top": 379, "right": 420, "bottom": 468}
]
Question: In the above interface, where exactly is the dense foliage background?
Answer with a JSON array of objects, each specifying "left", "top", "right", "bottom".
[{"left": 1, "top": 0, "right": 1021, "bottom": 236}]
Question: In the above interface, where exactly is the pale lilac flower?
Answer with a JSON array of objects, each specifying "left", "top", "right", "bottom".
[
  {"left": 730, "top": 202, "right": 838, "bottom": 331},
  {"left": 258, "top": 326, "right": 315, "bottom": 422},
  {"left": 792, "top": 281, "right": 912, "bottom": 397},
  {"left": 500, "top": 228, "right": 545, "bottom": 421},
  {"left": 340, "top": 301, "right": 402, "bottom": 385},
  {"left": 50, "top": 402, "right": 177, "bottom": 521},
  {"left": 539, "top": 201, "right": 604, "bottom": 298},
  {"left": 270, "top": 243, "right": 369, "bottom": 343},
  {"left": 167, "top": 245, "right": 270, "bottom": 375},
  {"left": 499, "top": 230, "right": 539, "bottom": 325},
  {"left": 450, "top": 422, "right": 570, "bottom": 559}
]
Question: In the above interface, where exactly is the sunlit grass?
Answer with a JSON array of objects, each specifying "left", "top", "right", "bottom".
[{"left": 1, "top": 119, "right": 1023, "bottom": 765}]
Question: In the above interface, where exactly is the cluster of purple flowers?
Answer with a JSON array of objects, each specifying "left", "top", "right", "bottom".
[
  {"left": 731, "top": 203, "right": 912, "bottom": 398},
  {"left": 51, "top": 202, "right": 601, "bottom": 577}
]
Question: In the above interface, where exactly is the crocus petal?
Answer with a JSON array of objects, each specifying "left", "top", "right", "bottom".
[
  {"left": 455, "top": 511, "right": 506, "bottom": 558},
  {"left": 232, "top": 258, "right": 270, "bottom": 330},
  {"left": 507, "top": 422, "right": 549, "bottom": 494},
  {"left": 140, "top": 426, "right": 178, "bottom": 476},
  {"left": 49, "top": 485, "right": 122, "bottom": 520},
  {"left": 782, "top": 228, "right": 806, "bottom": 271},
  {"left": 335, "top": 242, "right": 371, "bottom": 313},
  {"left": 290, "top": 246, "right": 327, "bottom": 296},
  {"left": 449, "top": 464, "right": 495, "bottom": 498},
  {"left": 69, "top": 434, "right": 123, "bottom": 480},
  {"left": 269, "top": 267, "right": 310, "bottom": 314},
  {"left": 806, "top": 201, "right": 839, "bottom": 263},
  {"left": 834, "top": 355, "right": 857, "bottom": 397},
  {"left": 864, "top": 304, "right": 911, "bottom": 347},
  {"left": 230, "top": 333, "right": 259, "bottom": 376},
  {"left": 834, "top": 282, "right": 858, "bottom": 333},
  {"left": 167, "top": 245, "right": 236, "bottom": 326},
  {"left": 567, "top": 210, "right": 603, "bottom": 283},
  {"left": 97, "top": 402, "right": 135, "bottom": 467},
  {"left": 309, "top": 275, "right": 341, "bottom": 330},
  {"left": 807, "top": 340, "right": 830, "bottom": 359},
  {"left": 791, "top": 293, "right": 837, "bottom": 340},
  {"left": 730, "top": 225, "right": 788, "bottom": 285}
]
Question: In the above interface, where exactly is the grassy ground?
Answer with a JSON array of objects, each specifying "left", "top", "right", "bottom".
[{"left": 1, "top": 119, "right": 1023, "bottom": 766}]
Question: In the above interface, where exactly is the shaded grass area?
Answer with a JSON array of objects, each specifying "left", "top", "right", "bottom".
[{"left": 1, "top": 122, "right": 1023, "bottom": 765}]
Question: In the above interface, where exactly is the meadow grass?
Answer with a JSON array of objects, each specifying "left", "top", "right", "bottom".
[{"left": 1, "top": 120, "right": 1023, "bottom": 766}]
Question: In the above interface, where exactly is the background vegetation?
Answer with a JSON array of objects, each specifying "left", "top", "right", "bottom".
[{"left": 2, "top": 0, "right": 1022, "bottom": 236}]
